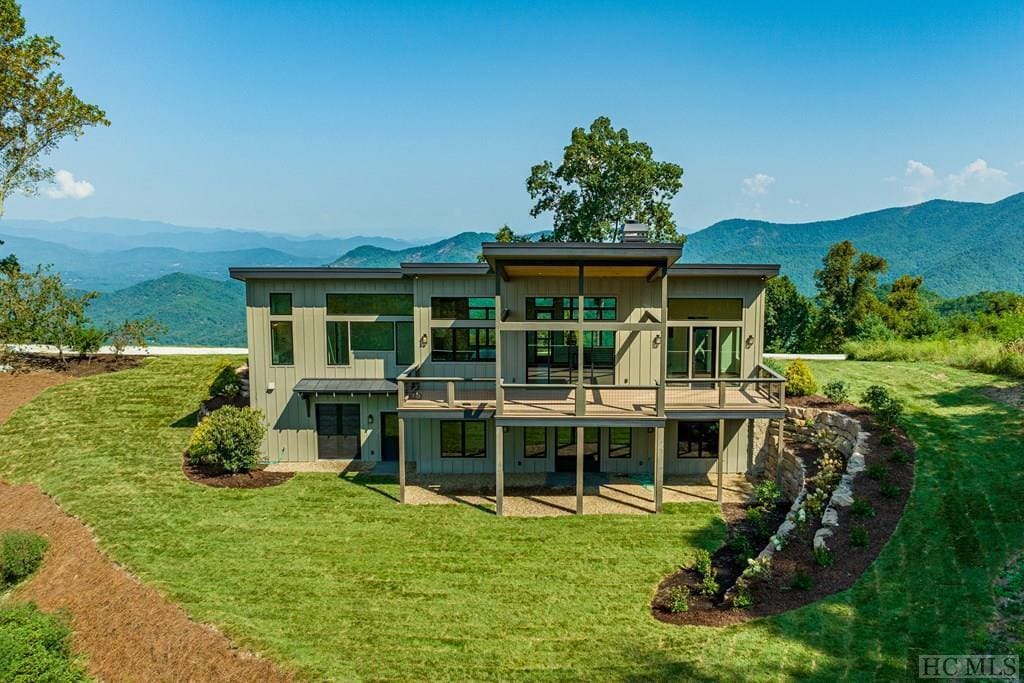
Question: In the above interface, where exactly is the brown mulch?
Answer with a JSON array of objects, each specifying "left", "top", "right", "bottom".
[
  {"left": 182, "top": 453, "right": 293, "bottom": 489},
  {"left": 0, "top": 354, "right": 140, "bottom": 424},
  {"left": 0, "top": 483, "right": 292, "bottom": 682},
  {"left": 653, "top": 396, "right": 916, "bottom": 626}
]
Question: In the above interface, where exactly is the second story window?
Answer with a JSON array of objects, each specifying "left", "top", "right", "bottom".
[
  {"left": 269, "top": 292, "right": 294, "bottom": 366},
  {"left": 431, "top": 328, "right": 495, "bottom": 362},
  {"left": 668, "top": 298, "right": 742, "bottom": 321},
  {"left": 326, "top": 293, "right": 413, "bottom": 316},
  {"left": 525, "top": 297, "right": 616, "bottom": 321},
  {"left": 431, "top": 297, "right": 495, "bottom": 320}
]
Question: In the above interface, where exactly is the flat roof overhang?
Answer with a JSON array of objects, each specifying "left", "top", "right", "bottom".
[
  {"left": 481, "top": 242, "right": 683, "bottom": 280},
  {"left": 230, "top": 267, "right": 404, "bottom": 282},
  {"left": 666, "top": 408, "right": 787, "bottom": 420},
  {"left": 495, "top": 416, "right": 666, "bottom": 428},
  {"left": 398, "top": 407, "right": 495, "bottom": 420},
  {"left": 668, "top": 264, "right": 780, "bottom": 279},
  {"left": 294, "top": 378, "right": 398, "bottom": 396}
]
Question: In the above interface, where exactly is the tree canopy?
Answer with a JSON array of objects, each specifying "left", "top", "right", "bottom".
[
  {"left": 526, "top": 116, "right": 684, "bottom": 243},
  {"left": 764, "top": 275, "right": 814, "bottom": 352},
  {"left": 812, "top": 241, "right": 888, "bottom": 350},
  {"left": 0, "top": 0, "right": 109, "bottom": 217}
]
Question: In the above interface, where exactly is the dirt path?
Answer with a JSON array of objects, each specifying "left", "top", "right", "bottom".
[{"left": 0, "top": 366, "right": 293, "bottom": 682}]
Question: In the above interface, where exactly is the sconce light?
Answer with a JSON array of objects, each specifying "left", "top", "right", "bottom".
[
  {"left": 745, "top": 335, "right": 755, "bottom": 349},
  {"left": 647, "top": 427, "right": 655, "bottom": 433},
  {"left": 502, "top": 426, "right": 509, "bottom": 433},
  {"left": 367, "top": 414, "right": 374, "bottom": 425},
  {"left": 501, "top": 308, "right": 511, "bottom": 322},
  {"left": 652, "top": 333, "right": 661, "bottom": 348},
  {"left": 419, "top": 334, "right": 429, "bottom": 348}
]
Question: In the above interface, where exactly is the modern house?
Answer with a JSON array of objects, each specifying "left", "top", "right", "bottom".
[{"left": 229, "top": 235, "right": 786, "bottom": 515}]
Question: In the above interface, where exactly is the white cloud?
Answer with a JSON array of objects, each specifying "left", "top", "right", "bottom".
[
  {"left": 46, "top": 169, "right": 95, "bottom": 200},
  {"left": 891, "top": 158, "right": 1014, "bottom": 203},
  {"left": 742, "top": 173, "right": 775, "bottom": 196},
  {"left": 786, "top": 198, "right": 806, "bottom": 207}
]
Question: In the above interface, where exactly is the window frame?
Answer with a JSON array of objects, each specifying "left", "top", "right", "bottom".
[
  {"left": 523, "top": 427, "right": 547, "bottom": 459},
  {"left": 325, "top": 320, "right": 351, "bottom": 367},
  {"left": 677, "top": 421, "right": 720, "bottom": 459},
  {"left": 325, "top": 292, "right": 413, "bottom": 316},
  {"left": 525, "top": 296, "right": 617, "bottom": 321},
  {"left": 350, "top": 321, "right": 396, "bottom": 352},
  {"left": 440, "top": 420, "right": 487, "bottom": 458},
  {"left": 430, "top": 296, "right": 496, "bottom": 321},
  {"left": 269, "top": 292, "right": 293, "bottom": 316},
  {"left": 430, "top": 327, "right": 496, "bottom": 363},
  {"left": 608, "top": 427, "right": 632, "bottom": 459},
  {"left": 270, "top": 320, "right": 294, "bottom": 366}
]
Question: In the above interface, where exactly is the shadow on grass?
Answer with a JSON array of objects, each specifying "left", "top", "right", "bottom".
[{"left": 170, "top": 410, "right": 199, "bottom": 429}]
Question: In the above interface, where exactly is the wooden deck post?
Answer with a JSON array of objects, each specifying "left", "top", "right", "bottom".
[
  {"left": 716, "top": 418, "right": 725, "bottom": 503},
  {"left": 398, "top": 415, "right": 406, "bottom": 504},
  {"left": 654, "top": 426, "right": 664, "bottom": 513},
  {"left": 575, "top": 263, "right": 586, "bottom": 416},
  {"left": 495, "top": 423, "right": 504, "bottom": 517},
  {"left": 658, "top": 267, "right": 668, "bottom": 415},
  {"left": 576, "top": 425, "right": 584, "bottom": 515}
]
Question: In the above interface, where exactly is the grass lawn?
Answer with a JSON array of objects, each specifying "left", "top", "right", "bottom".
[{"left": 1, "top": 356, "right": 1023, "bottom": 680}]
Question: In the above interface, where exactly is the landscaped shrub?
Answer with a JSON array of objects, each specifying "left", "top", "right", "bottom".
[
  {"left": 822, "top": 379, "right": 849, "bottom": 404},
  {"left": 209, "top": 362, "right": 242, "bottom": 399},
  {"left": 699, "top": 570, "right": 720, "bottom": 597},
  {"left": 784, "top": 359, "right": 817, "bottom": 396},
  {"left": 0, "top": 602, "right": 88, "bottom": 682},
  {"left": 692, "top": 549, "right": 713, "bottom": 578},
  {"left": 732, "top": 583, "right": 753, "bottom": 609},
  {"left": 745, "top": 507, "right": 770, "bottom": 537},
  {"left": 890, "top": 449, "right": 912, "bottom": 464},
  {"left": 789, "top": 569, "right": 813, "bottom": 591},
  {"left": 753, "top": 480, "right": 781, "bottom": 509},
  {"left": 851, "top": 497, "right": 875, "bottom": 519},
  {"left": 1, "top": 531, "right": 48, "bottom": 587},
  {"left": 70, "top": 324, "right": 106, "bottom": 359},
  {"left": 866, "top": 463, "right": 889, "bottom": 481},
  {"left": 667, "top": 585, "right": 690, "bottom": 613},
  {"left": 729, "top": 534, "right": 754, "bottom": 564},
  {"left": 860, "top": 384, "right": 904, "bottom": 429},
  {"left": 743, "top": 556, "right": 772, "bottom": 582},
  {"left": 880, "top": 480, "right": 901, "bottom": 499},
  {"left": 814, "top": 545, "right": 835, "bottom": 567},
  {"left": 850, "top": 524, "right": 869, "bottom": 548},
  {"left": 187, "top": 406, "right": 265, "bottom": 473}
]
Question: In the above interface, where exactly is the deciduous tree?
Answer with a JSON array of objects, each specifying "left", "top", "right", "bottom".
[
  {"left": 527, "top": 117, "right": 684, "bottom": 243},
  {"left": 813, "top": 241, "right": 887, "bottom": 350},
  {"left": 765, "top": 275, "right": 814, "bottom": 352}
]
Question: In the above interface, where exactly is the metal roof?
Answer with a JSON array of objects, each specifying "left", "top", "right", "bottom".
[
  {"left": 399, "top": 262, "right": 491, "bottom": 276},
  {"left": 229, "top": 267, "right": 404, "bottom": 281},
  {"left": 293, "top": 378, "right": 398, "bottom": 395},
  {"left": 669, "top": 264, "right": 780, "bottom": 278},
  {"left": 480, "top": 241, "right": 684, "bottom": 269}
]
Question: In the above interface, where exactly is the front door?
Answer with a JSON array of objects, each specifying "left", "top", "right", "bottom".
[
  {"left": 316, "top": 403, "right": 361, "bottom": 460},
  {"left": 380, "top": 412, "right": 399, "bottom": 462},
  {"left": 554, "top": 427, "right": 601, "bottom": 472}
]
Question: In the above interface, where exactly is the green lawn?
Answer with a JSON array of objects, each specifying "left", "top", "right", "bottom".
[{"left": 1, "top": 356, "right": 1022, "bottom": 680}]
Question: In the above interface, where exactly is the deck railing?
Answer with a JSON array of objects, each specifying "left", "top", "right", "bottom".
[{"left": 397, "top": 364, "right": 495, "bottom": 409}]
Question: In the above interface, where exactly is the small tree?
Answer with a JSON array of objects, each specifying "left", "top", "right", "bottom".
[
  {"left": 784, "top": 359, "right": 818, "bottom": 396},
  {"left": 108, "top": 317, "right": 166, "bottom": 357},
  {"left": 765, "top": 275, "right": 815, "bottom": 352},
  {"left": 813, "top": 241, "right": 887, "bottom": 350}
]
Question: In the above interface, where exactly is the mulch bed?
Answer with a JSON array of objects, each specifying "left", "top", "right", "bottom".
[
  {"left": 653, "top": 395, "right": 916, "bottom": 626},
  {"left": 182, "top": 453, "right": 293, "bottom": 488}
]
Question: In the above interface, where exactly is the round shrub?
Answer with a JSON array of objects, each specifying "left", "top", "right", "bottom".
[
  {"left": 209, "top": 362, "right": 242, "bottom": 399},
  {"left": 784, "top": 359, "right": 818, "bottom": 396},
  {"left": 822, "top": 379, "right": 849, "bottom": 404},
  {"left": 1, "top": 531, "right": 48, "bottom": 587},
  {"left": 188, "top": 406, "right": 265, "bottom": 473}
]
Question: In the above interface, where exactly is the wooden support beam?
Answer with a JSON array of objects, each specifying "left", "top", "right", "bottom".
[
  {"left": 576, "top": 425, "right": 584, "bottom": 515},
  {"left": 495, "top": 424, "right": 504, "bottom": 517},
  {"left": 398, "top": 415, "right": 407, "bottom": 504},
  {"left": 658, "top": 268, "right": 668, "bottom": 416},
  {"left": 494, "top": 268, "right": 503, "bottom": 416},
  {"left": 654, "top": 426, "right": 664, "bottom": 513},
  {"left": 576, "top": 263, "right": 585, "bottom": 417},
  {"left": 716, "top": 418, "right": 725, "bottom": 503}
]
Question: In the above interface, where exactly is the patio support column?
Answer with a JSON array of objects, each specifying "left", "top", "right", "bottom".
[
  {"left": 398, "top": 415, "right": 406, "bottom": 504},
  {"left": 495, "top": 423, "right": 504, "bottom": 517},
  {"left": 654, "top": 425, "right": 664, "bottom": 513},
  {"left": 576, "top": 425, "right": 584, "bottom": 515},
  {"left": 716, "top": 418, "right": 725, "bottom": 503},
  {"left": 494, "top": 265, "right": 502, "bottom": 416},
  {"left": 658, "top": 267, "right": 668, "bottom": 415},
  {"left": 575, "top": 263, "right": 585, "bottom": 416}
]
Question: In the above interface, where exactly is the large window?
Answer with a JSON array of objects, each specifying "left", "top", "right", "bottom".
[
  {"left": 609, "top": 427, "right": 632, "bottom": 458},
  {"left": 719, "top": 326, "right": 742, "bottom": 378},
  {"left": 326, "top": 293, "right": 413, "bottom": 316},
  {"left": 526, "top": 330, "right": 614, "bottom": 383},
  {"left": 269, "top": 292, "right": 292, "bottom": 315},
  {"left": 556, "top": 427, "right": 599, "bottom": 457},
  {"left": 431, "top": 328, "right": 495, "bottom": 362},
  {"left": 526, "top": 297, "right": 616, "bottom": 321},
  {"left": 524, "top": 427, "right": 547, "bottom": 459},
  {"left": 431, "top": 297, "right": 495, "bottom": 320},
  {"left": 668, "top": 298, "right": 742, "bottom": 321},
  {"left": 270, "top": 321, "right": 293, "bottom": 365},
  {"left": 667, "top": 327, "right": 689, "bottom": 378},
  {"left": 316, "top": 403, "right": 360, "bottom": 459},
  {"left": 441, "top": 421, "right": 486, "bottom": 458},
  {"left": 677, "top": 421, "right": 719, "bottom": 458},
  {"left": 350, "top": 321, "right": 395, "bottom": 351},
  {"left": 326, "top": 321, "right": 349, "bottom": 365}
]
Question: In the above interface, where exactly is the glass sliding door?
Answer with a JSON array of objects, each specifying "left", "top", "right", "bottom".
[
  {"left": 666, "top": 327, "right": 689, "bottom": 377},
  {"left": 718, "top": 326, "right": 742, "bottom": 378},
  {"left": 692, "top": 327, "right": 716, "bottom": 379},
  {"left": 316, "top": 404, "right": 360, "bottom": 460}
]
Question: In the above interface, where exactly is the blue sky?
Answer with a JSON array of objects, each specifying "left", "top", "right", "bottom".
[{"left": 6, "top": 0, "right": 1024, "bottom": 239}]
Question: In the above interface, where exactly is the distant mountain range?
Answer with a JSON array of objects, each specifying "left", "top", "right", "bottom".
[{"left": 2, "top": 193, "right": 1022, "bottom": 345}]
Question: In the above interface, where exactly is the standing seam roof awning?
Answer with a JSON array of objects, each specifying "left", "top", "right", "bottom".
[{"left": 293, "top": 379, "right": 397, "bottom": 395}]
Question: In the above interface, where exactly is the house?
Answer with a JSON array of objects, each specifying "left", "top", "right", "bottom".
[{"left": 228, "top": 237, "right": 786, "bottom": 515}]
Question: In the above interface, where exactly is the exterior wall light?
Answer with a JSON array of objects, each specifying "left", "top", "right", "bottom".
[
  {"left": 745, "top": 335, "right": 755, "bottom": 348},
  {"left": 419, "top": 334, "right": 429, "bottom": 347},
  {"left": 653, "top": 333, "right": 661, "bottom": 348},
  {"left": 367, "top": 414, "right": 374, "bottom": 425}
]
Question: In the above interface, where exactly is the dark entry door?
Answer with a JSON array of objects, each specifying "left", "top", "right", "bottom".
[
  {"left": 554, "top": 427, "right": 601, "bottom": 472},
  {"left": 316, "top": 403, "right": 360, "bottom": 459},
  {"left": 381, "top": 412, "right": 399, "bottom": 462}
]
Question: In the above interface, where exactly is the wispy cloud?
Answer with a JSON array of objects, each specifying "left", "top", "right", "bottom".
[
  {"left": 46, "top": 169, "right": 95, "bottom": 199},
  {"left": 742, "top": 173, "right": 775, "bottom": 196},
  {"left": 888, "top": 158, "right": 1013, "bottom": 202}
]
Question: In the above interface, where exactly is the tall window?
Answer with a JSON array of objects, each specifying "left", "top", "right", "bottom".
[
  {"left": 677, "top": 422, "right": 719, "bottom": 458},
  {"left": 326, "top": 293, "right": 413, "bottom": 316},
  {"left": 524, "top": 427, "right": 547, "bottom": 459},
  {"left": 431, "top": 297, "right": 495, "bottom": 320},
  {"left": 270, "top": 322, "right": 293, "bottom": 366},
  {"left": 609, "top": 428, "right": 632, "bottom": 458},
  {"left": 667, "top": 327, "right": 689, "bottom": 377},
  {"left": 431, "top": 328, "right": 495, "bottom": 362},
  {"left": 441, "top": 421, "right": 486, "bottom": 458},
  {"left": 395, "top": 321, "right": 414, "bottom": 366},
  {"left": 350, "top": 322, "right": 395, "bottom": 351},
  {"left": 326, "top": 321, "right": 349, "bottom": 365}
]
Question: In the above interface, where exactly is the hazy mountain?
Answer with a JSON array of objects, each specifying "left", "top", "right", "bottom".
[
  {"left": 0, "top": 217, "right": 418, "bottom": 257},
  {"left": 88, "top": 273, "right": 246, "bottom": 346},
  {"left": 683, "top": 193, "right": 1024, "bottom": 296},
  {"left": 329, "top": 231, "right": 496, "bottom": 267}
]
